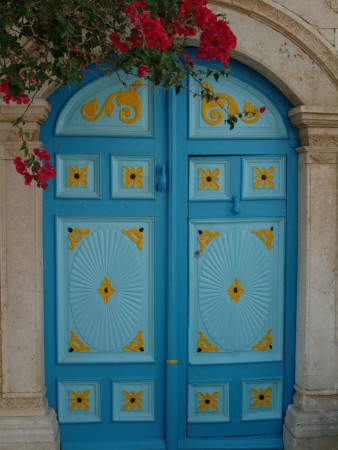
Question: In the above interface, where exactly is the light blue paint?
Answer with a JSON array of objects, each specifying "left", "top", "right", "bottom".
[
  {"left": 242, "top": 156, "right": 285, "bottom": 199},
  {"left": 56, "top": 216, "right": 154, "bottom": 363},
  {"left": 189, "top": 158, "right": 231, "bottom": 201},
  {"left": 112, "top": 380, "right": 154, "bottom": 422},
  {"left": 111, "top": 155, "right": 155, "bottom": 198},
  {"left": 189, "top": 68, "right": 287, "bottom": 138},
  {"left": 242, "top": 379, "right": 283, "bottom": 421},
  {"left": 57, "top": 379, "right": 101, "bottom": 423},
  {"left": 56, "top": 154, "right": 100, "bottom": 198},
  {"left": 189, "top": 218, "right": 284, "bottom": 365},
  {"left": 42, "top": 50, "right": 298, "bottom": 448},
  {"left": 55, "top": 73, "right": 154, "bottom": 136},
  {"left": 188, "top": 382, "right": 230, "bottom": 423}
]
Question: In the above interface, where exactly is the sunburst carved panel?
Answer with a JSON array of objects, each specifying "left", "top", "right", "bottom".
[
  {"left": 199, "top": 231, "right": 272, "bottom": 351},
  {"left": 69, "top": 228, "right": 143, "bottom": 352}
]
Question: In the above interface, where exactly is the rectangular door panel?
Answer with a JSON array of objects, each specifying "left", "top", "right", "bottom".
[
  {"left": 56, "top": 216, "right": 154, "bottom": 363},
  {"left": 189, "top": 218, "right": 284, "bottom": 365}
]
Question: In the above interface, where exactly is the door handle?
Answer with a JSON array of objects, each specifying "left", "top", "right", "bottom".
[
  {"left": 156, "top": 164, "right": 167, "bottom": 192},
  {"left": 232, "top": 196, "right": 240, "bottom": 214}
]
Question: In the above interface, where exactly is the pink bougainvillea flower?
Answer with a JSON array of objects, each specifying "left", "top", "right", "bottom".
[
  {"left": 137, "top": 63, "right": 148, "bottom": 77},
  {"left": 260, "top": 107, "right": 266, "bottom": 113}
]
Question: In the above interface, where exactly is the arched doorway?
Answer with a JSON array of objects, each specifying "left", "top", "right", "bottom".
[{"left": 41, "top": 52, "right": 298, "bottom": 449}]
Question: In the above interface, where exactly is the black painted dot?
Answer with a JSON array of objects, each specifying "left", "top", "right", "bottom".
[
  {"left": 206, "top": 176, "right": 212, "bottom": 182},
  {"left": 261, "top": 174, "right": 267, "bottom": 180},
  {"left": 130, "top": 398, "right": 135, "bottom": 403},
  {"left": 77, "top": 397, "right": 82, "bottom": 403},
  {"left": 205, "top": 399, "right": 210, "bottom": 404},
  {"left": 271, "top": 227, "right": 273, "bottom": 231},
  {"left": 104, "top": 287, "right": 108, "bottom": 293},
  {"left": 74, "top": 173, "right": 80, "bottom": 179},
  {"left": 259, "top": 395, "right": 264, "bottom": 400},
  {"left": 130, "top": 173, "right": 136, "bottom": 179},
  {"left": 139, "top": 228, "right": 144, "bottom": 232},
  {"left": 269, "top": 345, "right": 273, "bottom": 349},
  {"left": 69, "top": 348, "right": 74, "bottom": 353},
  {"left": 197, "top": 348, "right": 202, "bottom": 352},
  {"left": 234, "top": 287, "right": 238, "bottom": 293},
  {"left": 198, "top": 230, "right": 203, "bottom": 235},
  {"left": 139, "top": 347, "right": 144, "bottom": 352},
  {"left": 68, "top": 228, "right": 73, "bottom": 233}
]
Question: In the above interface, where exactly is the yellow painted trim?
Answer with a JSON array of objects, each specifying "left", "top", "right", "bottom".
[
  {"left": 198, "top": 229, "right": 220, "bottom": 253},
  {"left": 251, "top": 328, "right": 273, "bottom": 351},
  {"left": 197, "top": 331, "right": 218, "bottom": 352},
  {"left": 200, "top": 82, "right": 260, "bottom": 126},
  {"left": 122, "top": 227, "right": 144, "bottom": 250},
  {"left": 81, "top": 80, "right": 142, "bottom": 124},
  {"left": 226, "top": 277, "right": 245, "bottom": 303},
  {"left": 252, "top": 228, "right": 273, "bottom": 250},
  {"left": 122, "top": 330, "right": 144, "bottom": 351},
  {"left": 166, "top": 359, "right": 178, "bottom": 363},
  {"left": 68, "top": 227, "right": 90, "bottom": 250}
]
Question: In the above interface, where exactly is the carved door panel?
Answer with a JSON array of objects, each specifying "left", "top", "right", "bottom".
[
  {"left": 187, "top": 155, "right": 287, "bottom": 437},
  {"left": 42, "top": 74, "right": 168, "bottom": 447}
]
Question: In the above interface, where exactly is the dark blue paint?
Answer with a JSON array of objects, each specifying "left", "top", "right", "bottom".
[{"left": 42, "top": 48, "right": 297, "bottom": 449}]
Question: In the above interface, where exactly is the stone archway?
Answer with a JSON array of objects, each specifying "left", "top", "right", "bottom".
[{"left": 0, "top": 2, "right": 337, "bottom": 448}]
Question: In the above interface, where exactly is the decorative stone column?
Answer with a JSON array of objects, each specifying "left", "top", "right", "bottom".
[
  {"left": 0, "top": 99, "right": 60, "bottom": 449},
  {"left": 284, "top": 106, "right": 338, "bottom": 449}
]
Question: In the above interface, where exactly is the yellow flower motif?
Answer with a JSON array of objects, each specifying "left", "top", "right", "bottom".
[
  {"left": 253, "top": 167, "right": 274, "bottom": 188},
  {"left": 69, "top": 389, "right": 90, "bottom": 411},
  {"left": 67, "top": 165, "right": 88, "bottom": 187},
  {"left": 197, "top": 392, "right": 219, "bottom": 412},
  {"left": 226, "top": 277, "right": 245, "bottom": 303},
  {"left": 251, "top": 387, "right": 272, "bottom": 408},
  {"left": 199, "top": 168, "right": 220, "bottom": 190},
  {"left": 123, "top": 166, "right": 143, "bottom": 188},
  {"left": 97, "top": 276, "right": 115, "bottom": 304},
  {"left": 122, "top": 390, "right": 143, "bottom": 410}
]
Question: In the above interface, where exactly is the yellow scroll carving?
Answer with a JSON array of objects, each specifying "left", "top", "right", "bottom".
[
  {"left": 198, "top": 230, "right": 220, "bottom": 253},
  {"left": 81, "top": 80, "right": 142, "bottom": 124},
  {"left": 251, "top": 328, "right": 272, "bottom": 351},
  {"left": 68, "top": 228, "right": 90, "bottom": 250},
  {"left": 252, "top": 227, "right": 273, "bottom": 250},
  {"left": 122, "top": 330, "right": 144, "bottom": 351},
  {"left": 122, "top": 227, "right": 144, "bottom": 250},
  {"left": 69, "top": 330, "right": 91, "bottom": 352},
  {"left": 200, "top": 82, "right": 260, "bottom": 126},
  {"left": 197, "top": 331, "right": 218, "bottom": 352}
]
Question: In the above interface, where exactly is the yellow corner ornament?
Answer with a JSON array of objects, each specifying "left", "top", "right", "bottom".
[
  {"left": 251, "top": 328, "right": 272, "bottom": 351},
  {"left": 81, "top": 80, "right": 142, "bottom": 124},
  {"left": 197, "top": 331, "right": 218, "bottom": 352},
  {"left": 198, "top": 229, "right": 220, "bottom": 253},
  {"left": 69, "top": 330, "right": 91, "bottom": 352},
  {"left": 252, "top": 227, "right": 273, "bottom": 250},
  {"left": 200, "top": 82, "right": 260, "bottom": 126},
  {"left": 122, "top": 227, "right": 144, "bottom": 250},
  {"left": 68, "top": 227, "right": 90, "bottom": 250},
  {"left": 122, "top": 330, "right": 144, "bottom": 352}
]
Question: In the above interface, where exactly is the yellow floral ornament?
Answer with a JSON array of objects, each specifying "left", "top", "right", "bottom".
[
  {"left": 197, "top": 392, "right": 219, "bottom": 412},
  {"left": 253, "top": 167, "right": 274, "bottom": 188},
  {"left": 251, "top": 387, "right": 272, "bottom": 408},
  {"left": 123, "top": 166, "right": 143, "bottom": 188},
  {"left": 67, "top": 165, "right": 88, "bottom": 187},
  {"left": 226, "top": 277, "right": 245, "bottom": 303},
  {"left": 199, "top": 168, "right": 220, "bottom": 190},
  {"left": 97, "top": 277, "right": 115, "bottom": 304},
  {"left": 123, "top": 390, "right": 143, "bottom": 410},
  {"left": 69, "top": 389, "right": 90, "bottom": 411}
]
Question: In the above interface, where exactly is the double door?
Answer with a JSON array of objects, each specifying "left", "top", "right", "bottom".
[{"left": 42, "top": 61, "right": 297, "bottom": 449}]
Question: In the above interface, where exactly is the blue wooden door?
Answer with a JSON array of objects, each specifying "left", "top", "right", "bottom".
[{"left": 42, "top": 54, "right": 297, "bottom": 449}]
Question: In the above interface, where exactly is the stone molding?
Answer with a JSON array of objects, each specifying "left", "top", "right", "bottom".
[
  {"left": 288, "top": 106, "right": 338, "bottom": 147},
  {"left": 326, "top": 0, "right": 338, "bottom": 13},
  {"left": 0, "top": 99, "right": 51, "bottom": 124},
  {"left": 212, "top": 0, "right": 337, "bottom": 87},
  {"left": 293, "top": 385, "right": 338, "bottom": 413}
]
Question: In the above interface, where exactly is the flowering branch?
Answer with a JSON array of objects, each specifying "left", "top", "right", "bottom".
[{"left": 0, "top": 0, "right": 242, "bottom": 189}]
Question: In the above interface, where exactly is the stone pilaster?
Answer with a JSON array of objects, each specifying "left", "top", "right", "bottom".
[
  {"left": 283, "top": 106, "right": 338, "bottom": 450},
  {"left": 0, "top": 100, "right": 60, "bottom": 448}
]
